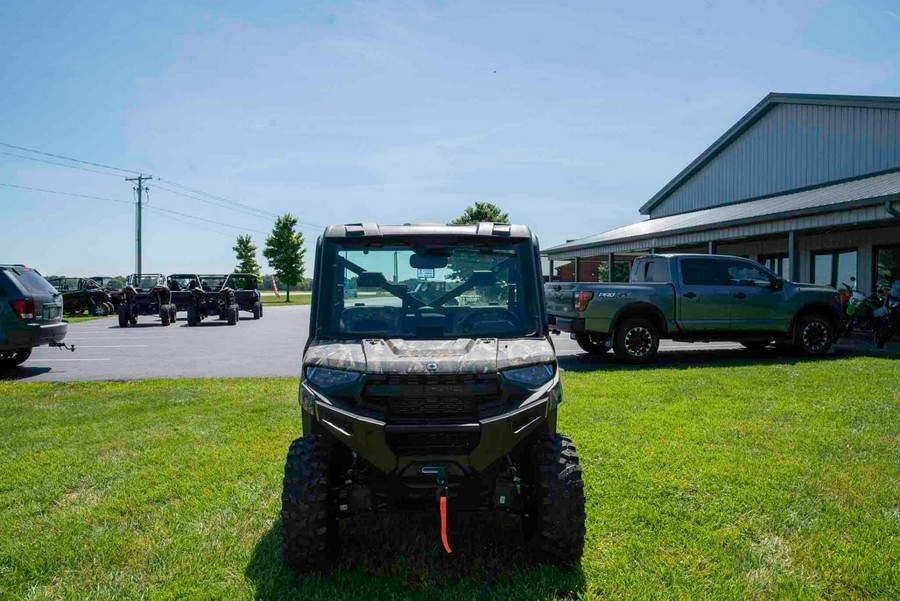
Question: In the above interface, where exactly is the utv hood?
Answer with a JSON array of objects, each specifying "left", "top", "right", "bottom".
[{"left": 304, "top": 338, "right": 555, "bottom": 374}]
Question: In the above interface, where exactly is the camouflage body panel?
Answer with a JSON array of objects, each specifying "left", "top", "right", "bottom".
[{"left": 303, "top": 336, "right": 555, "bottom": 374}]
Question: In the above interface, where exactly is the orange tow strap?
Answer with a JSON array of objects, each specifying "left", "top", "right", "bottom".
[{"left": 440, "top": 495, "right": 452, "bottom": 554}]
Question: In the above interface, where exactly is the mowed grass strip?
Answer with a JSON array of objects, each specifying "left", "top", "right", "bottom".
[{"left": 0, "top": 357, "right": 897, "bottom": 599}]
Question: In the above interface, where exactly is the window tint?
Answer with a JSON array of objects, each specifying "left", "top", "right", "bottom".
[
  {"left": 680, "top": 259, "right": 728, "bottom": 286},
  {"left": 722, "top": 260, "right": 772, "bottom": 285},
  {"left": 6, "top": 267, "right": 57, "bottom": 295},
  {"left": 632, "top": 259, "right": 669, "bottom": 283}
]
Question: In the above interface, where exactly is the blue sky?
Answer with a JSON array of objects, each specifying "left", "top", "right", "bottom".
[{"left": 1, "top": 0, "right": 898, "bottom": 277}]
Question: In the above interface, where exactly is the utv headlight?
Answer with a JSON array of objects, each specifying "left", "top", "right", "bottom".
[
  {"left": 502, "top": 363, "right": 555, "bottom": 387},
  {"left": 305, "top": 367, "right": 360, "bottom": 388}
]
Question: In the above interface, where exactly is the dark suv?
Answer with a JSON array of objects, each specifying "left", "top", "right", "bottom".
[{"left": 0, "top": 265, "right": 68, "bottom": 367}]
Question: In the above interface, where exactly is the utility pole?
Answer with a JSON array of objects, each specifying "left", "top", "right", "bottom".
[{"left": 125, "top": 175, "right": 152, "bottom": 278}]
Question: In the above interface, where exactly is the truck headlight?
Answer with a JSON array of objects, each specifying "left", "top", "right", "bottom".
[
  {"left": 305, "top": 367, "right": 360, "bottom": 388},
  {"left": 502, "top": 363, "right": 554, "bottom": 387}
]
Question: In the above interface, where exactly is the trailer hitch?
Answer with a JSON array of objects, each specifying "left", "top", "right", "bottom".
[
  {"left": 49, "top": 342, "right": 75, "bottom": 352},
  {"left": 422, "top": 466, "right": 452, "bottom": 554}
]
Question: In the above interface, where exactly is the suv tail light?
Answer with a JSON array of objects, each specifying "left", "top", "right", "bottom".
[
  {"left": 574, "top": 291, "right": 594, "bottom": 312},
  {"left": 10, "top": 298, "right": 35, "bottom": 320}
]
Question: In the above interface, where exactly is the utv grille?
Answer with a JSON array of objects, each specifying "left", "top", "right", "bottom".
[
  {"left": 362, "top": 373, "right": 500, "bottom": 423},
  {"left": 385, "top": 430, "right": 481, "bottom": 455}
]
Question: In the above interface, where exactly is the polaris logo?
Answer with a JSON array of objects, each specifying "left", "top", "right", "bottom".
[{"left": 426, "top": 362, "right": 438, "bottom": 372}]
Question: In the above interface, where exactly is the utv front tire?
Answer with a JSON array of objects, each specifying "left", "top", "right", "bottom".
[
  {"left": 160, "top": 306, "right": 171, "bottom": 326},
  {"left": 574, "top": 332, "right": 607, "bottom": 356},
  {"left": 526, "top": 434, "right": 586, "bottom": 566},
  {"left": 613, "top": 318, "right": 660, "bottom": 363},
  {"left": 227, "top": 305, "right": 238, "bottom": 325},
  {"left": 118, "top": 303, "right": 129, "bottom": 328},
  {"left": 253, "top": 301, "right": 262, "bottom": 320},
  {"left": 187, "top": 307, "right": 199, "bottom": 326},
  {"left": 281, "top": 436, "right": 336, "bottom": 575}
]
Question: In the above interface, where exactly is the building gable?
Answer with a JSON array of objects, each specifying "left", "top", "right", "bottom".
[{"left": 645, "top": 94, "right": 900, "bottom": 218}]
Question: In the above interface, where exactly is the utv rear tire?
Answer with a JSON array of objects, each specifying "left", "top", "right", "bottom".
[
  {"left": 118, "top": 304, "right": 129, "bottom": 328},
  {"left": 253, "top": 301, "right": 262, "bottom": 320},
  {"left": 169, "top": 305, "right": 177, "bottom": 323},
  {"left": 574, "top": 332, "right": 607, "bottom": 356},
  {"left": 526, "top": 434, "right": 586, "bottom": 566},
  {"left": 129, "top": 317, "right": 137, "bottom": 325},
  {"left": 613, "top": 318, "right": 660, "bottom": 364},
  {"left": 281, "top": 435, "right": 336, "bottom": 575},
  {"left": 794, "top": 313, "right": 833, "bottom": 357},
  {"left": 227, "top": 305, "right": 238, "bottom": 326},
  {"left": 0, "top": 349, "right": 32, "bottom": 367},
  {"left": 160, "top": 306, "right": 171, "bottom": 327},
  {"left": 187, "top": 307, "right": 199, "bottom": 326}
]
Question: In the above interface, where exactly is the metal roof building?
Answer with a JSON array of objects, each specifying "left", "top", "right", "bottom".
[{"left": 545, "top": 93, "right": 900, "bottom": 292}]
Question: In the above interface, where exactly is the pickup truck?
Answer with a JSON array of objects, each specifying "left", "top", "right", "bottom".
[{"left": 545, "top": 253, "right": 844, "bottom": 363}]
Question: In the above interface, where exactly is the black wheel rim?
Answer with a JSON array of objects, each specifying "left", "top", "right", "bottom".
[
  {"left": 624, "top": 326, "right": 653, "bottom": 357},
  {"left": 803, "top": 321, "right": 829, "bottom": 352}
]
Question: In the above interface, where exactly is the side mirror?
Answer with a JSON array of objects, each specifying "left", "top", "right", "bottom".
[{"left": 770, "top": 277, "right": 784, "bottom": 291}]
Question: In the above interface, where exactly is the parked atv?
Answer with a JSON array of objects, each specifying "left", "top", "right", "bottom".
[
  {"left": 224, "top": 273, "right": 263, "bottom": 319},
  {"left": 46, "top": 277, "right": 115, "bottom": 316},
  {"left": 186, "top": 276, "right": 240, "bottom": 326},
  {"left": 281, "top": 223, "right": 585, "bottom": 576},
  {"left": 875, "top": 281, "right": 900, "bottom": 348},
  {"left": 118, "top": 274, "right": 176, "bottom": 327}
]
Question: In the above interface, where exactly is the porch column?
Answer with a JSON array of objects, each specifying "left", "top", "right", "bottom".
[
  {"left": 708, "top": 240, "right": 717, "bottom": 254},
  {"left": 548, "top": 259, "right": 554, "bottom": 282},
  {"left": 608, "top": 253, "right": 615, "bottom": 282},
  {"left": 575, "top": 256, "right": 582, "bottom": 282},
  {"left": 788, "top": 231, "right": 799, "bottom": 282}
]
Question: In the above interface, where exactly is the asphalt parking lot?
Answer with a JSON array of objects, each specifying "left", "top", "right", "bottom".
[{"left": 2, "top": 306, "right": 763, "bottom": 382}]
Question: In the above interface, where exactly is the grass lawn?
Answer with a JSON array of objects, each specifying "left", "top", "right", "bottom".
[
  {"left": 0, "top": 357, "right": 897, "bottom": 599},
  {"left": 261, "top": 295, "right": 312, "bottom": 306}
]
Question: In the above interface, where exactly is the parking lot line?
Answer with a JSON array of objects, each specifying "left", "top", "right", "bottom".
[
  {"left": 71, "top": 345, "right": 148, "bottom": 348},
  {"left": 29, "top": 358, "right": 112, "bottom": 362}
]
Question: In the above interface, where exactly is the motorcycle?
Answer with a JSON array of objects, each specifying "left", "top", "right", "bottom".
[
  {"left": 875, "top": 281, "right": 900, "bottom": 349},
  {"left": 839, "top": 277, "right": 887, "bottom": 339}
]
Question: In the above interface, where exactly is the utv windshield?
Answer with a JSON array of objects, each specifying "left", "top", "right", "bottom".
[
  {"left": 197, "top": 275, "right": 227, "bottom": 292},
  {"left": 319, "top": 239, "right": 540, "bottom": 339},
  {"left": 127, "top": 274, "right": 165, "bottom": 289},
  {"left": 226, "top": 274, "right": 258, "bottom": 291}
]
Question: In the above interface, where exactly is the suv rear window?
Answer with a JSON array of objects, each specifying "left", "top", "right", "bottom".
[{"left": 3, "top": 266, "right": 57, "bottom": 295}]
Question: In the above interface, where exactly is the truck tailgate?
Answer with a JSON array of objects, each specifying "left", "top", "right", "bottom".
[{"left": 544, "top": 283, "right": 579, "bottom": 319}]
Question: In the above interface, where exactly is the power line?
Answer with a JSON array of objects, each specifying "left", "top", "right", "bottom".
[
  {"left": 144, "top": 204, "right": 269, "bottom": 235},
  {"left": 0, "top": 182, "right": 134, "bottom": 205},
  {"left": 151, "top": 183, "right": 274, "bottom": 220},
  {"left": 142, "top": 206, "right": 238, "bottom": 238},
  {"left": 155, "top": 176, "right": 280, "bottom": 218},
  {"left": 0, "top": 141, "right": 143, "bottom": 175},
  {"left": 0, "top": 151, "right": 124, "bottom": 177}
]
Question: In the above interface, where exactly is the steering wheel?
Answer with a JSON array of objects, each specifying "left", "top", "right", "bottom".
[{"left": 458, "top": 308, "right": 522, "bottom": 333}]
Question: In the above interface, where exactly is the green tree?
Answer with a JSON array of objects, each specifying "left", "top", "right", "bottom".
[
  {"left": 263, "top": 215, "right": 306, "bottom": 302},
  {"left": 233, "top": 234, "right": 261, "bottom": 280},
  {"left": 450, "top": 201, "right": 509, "bottom": 225}
]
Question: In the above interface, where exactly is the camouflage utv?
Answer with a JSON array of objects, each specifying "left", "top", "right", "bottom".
[{"left": 281, "top": 223, "right": 586, "bottom": 575}]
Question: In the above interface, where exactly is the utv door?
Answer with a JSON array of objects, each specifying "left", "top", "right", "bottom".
[{"left": 676, "top": 257, "right": 733, "bottom": 332}]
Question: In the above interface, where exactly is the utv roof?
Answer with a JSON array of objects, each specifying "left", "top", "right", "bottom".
[{"left": 324, "top": 222, "right": 534, "bottom": 240}]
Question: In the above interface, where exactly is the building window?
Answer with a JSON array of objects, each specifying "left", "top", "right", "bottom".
[
  {"left": 875, "top": 245, "right": 900, "bottom": 290},
  {"left": 760, "top": 253, "right": 790, "bottom": 280},
  {"left": 812, "top": 250, "right": 857, "bottom": 288}
]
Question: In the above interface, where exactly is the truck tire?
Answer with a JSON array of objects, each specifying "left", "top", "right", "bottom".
[
  {"left": 794, "top": 313, "right": 833, "bottom": 357},
  {"left": 0, "top": 349, "right": 32, "bottom": 367},
  {"left": 525, "top": 434, "right": 586, "bottom": 566},
  {"left": 281, "top": 435, "right": 336, "bottom": 575},
  {"left": 227, "top": 305, "right": 238, "bottom": 325},
  {"left": 574, "top": 332, "right": 607, "bottom": 356},
  {"left": 118, "top": 303, "right": 129, "bottom": 328},
  {"left": 740, "top": 341, "right": 771, "bottom": 351},
  {"left": 253, "top": 301, "right": 262, "bottom": 320},
  {"left": 613, "top": 318, "right": 660, "bottom": 363},
  {"left": 160, "top": 306, "right": 171, "bottom": 327}
]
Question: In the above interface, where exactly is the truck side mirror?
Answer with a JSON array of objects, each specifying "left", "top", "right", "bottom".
[{"left": 770, "top": 277, "right": 784, "bottom": 291}]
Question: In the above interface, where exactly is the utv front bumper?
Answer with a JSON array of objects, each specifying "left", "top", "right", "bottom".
[{"left": 301, "top": 377, "right": 560, "bottom": 474}]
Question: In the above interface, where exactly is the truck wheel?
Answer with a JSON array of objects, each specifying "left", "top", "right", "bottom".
[
  {"left": 227, "top": 305, "right": 238, "bottom": 325},
  {"left": 253, "top": 302, "right": 262, "bottom": 320},
  {"left": 794, "top": 313, "right": 833, "bottom": 357},
  {"left": 525, "top": 434, "right": 585, "bottom": 566},
  {"left": 118, "top": 303, "right": 129, "bottom": 328},
  {"left": 160, "top": 306, "right": 171, "bottom": 326},
  {"left": 740, "top": 341, "right": 771, "bottom": 351},
  {"left": 613, "top": 318, "right": 659, "bottom": 363},
  {"left": 0, "top": 349, "right": 32, "bottom": 367},
  {"left": 281, "top": 435, "right": 336, "bottom": 575},
  {"left": 574, "top": 332, "right": 607, "bottom": 356}
]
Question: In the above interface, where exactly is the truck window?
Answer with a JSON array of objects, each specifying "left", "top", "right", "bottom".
[
  {"left": 721, "top": 260, "right": 773, "bottom": 286},
  {"left": 681, "top": 258, "right": 729, "bottom": 286},
  {"left": 632, "top": 259, "right": 668, "bottom": 283}
]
